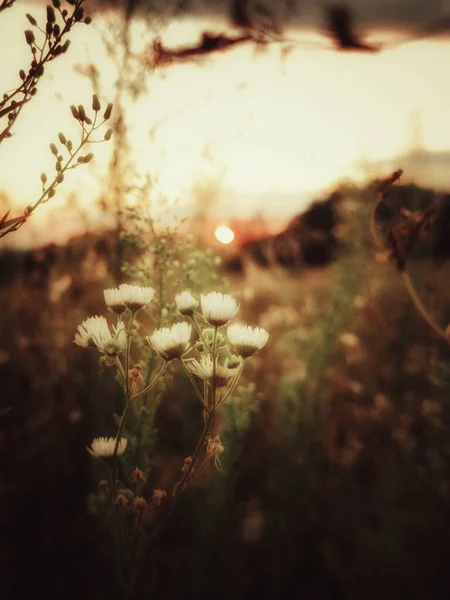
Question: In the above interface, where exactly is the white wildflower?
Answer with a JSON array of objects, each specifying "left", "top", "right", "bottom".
[
  {"left": 186, "top": 355, "right": 235, "bottom": 388},
  {"left": 104, "top": 287, "right": 127, "bottom": 314},
  {"left": 148, "top": 322, "right": 192, "bottom": 361},
  {"left": 227, "top": 324, "right": 269, "bottom": 358},
  {"left": 175, "top": 291, "right": 198, "bottom": 316},
  {"left": 117, "top": 284, "right": 155, "bottom": 311},
  {"left": 87, "top": 436, "right": 127, "bottom": 458},
  {"left": 200, "top": 292, "right": 238, "bottom": 327},
  {"left": 74, "top": 316, "right": 126, "bottom": 356}
]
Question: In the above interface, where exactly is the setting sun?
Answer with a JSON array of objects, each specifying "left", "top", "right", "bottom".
[{"left": 215, "top": 225, "right": 235, "bottom": 244}]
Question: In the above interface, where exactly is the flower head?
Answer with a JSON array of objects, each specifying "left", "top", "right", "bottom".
[
  {"left": 200, "top": 292, "right": 238, "bottom": 327},
  {"left": 227, "top": 324, "right": 269, "bottom": 358},
  {"left": 186, "top": 355, "right": 235, "bottom": 388},
  {"left": 87, "top": 436, "right": 127, "bottom": 458},
  {"left": 111, "top": 283, "right": 155, "bottom": 311},
  {"left": 148, "top": 322, "right": 192, "bottom": 361},
  {"left": 74, "top": 316, "right": 126, "bottom": 356},
  {"left": 175, "top": 291, "right": 198, "bottom": 316},
  {"left": 104, "top": 287, "right": 127, "bottom": 314}
]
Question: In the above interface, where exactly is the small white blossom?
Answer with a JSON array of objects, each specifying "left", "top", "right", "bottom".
[
  {"left": 227, "top": 324, "right": 269, "bottom": 358},
  {"left": 87, "top": 436, "right": 127, "bottom": 458},
  {"left": 74, "top": 316, "right": 126, "bottom": 355},
  {"left": 186, "top": 355, "right": 235, "bottom": 388},
  {"left": 175, "top": 291, "right": 198, "bottom": 316},
  {"left": 118, "top": 284, "right": 155, "bottom": 311},
  {"left": 200, "top": 292, "right": 238, "bottom": 327},
  {"left": 148, "top": 322, "right": 192, "bottom": 361}
]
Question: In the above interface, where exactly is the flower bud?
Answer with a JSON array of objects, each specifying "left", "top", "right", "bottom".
[
  {"left": 84, "top": 16, "right": 92, "bottom": 25},
  {"left": 48, "top": 189, "right": 55, "bottom": 199},
  {"left": 40, "top": 173, "right": 47, "bottom": 184},
  {"left": 26, "top": 14, "right": 37, "bottom": 26},
  {"left": 50, "top": 143, "right": 58, "bottom": 156},
  {"left": 92, "top": 94, "right": 101, "bottom": 112},
  {"left": 46, "top": 22, "right": 53, "bottom": 36},
  {"left": 58, "top": 132, "right": 66, "bottom": 144},
  {"left": 104, "top": 128, "right": 113, "bottom": 141},
  {"left": 52, "top": 0, "right": 61, "bottom": 8},
  {"left": 46, "top": 6, "right": 56, "bottom": 23},
  {"left": 152, "top": 489, "right": 167, "bottom": 507},
  {"left": 131, "top": 467, "right": 147, "bottom": 485},
  {"left": 53, "top": 24, "right": 60, "bottom": 37},
  {"left": 70, "top": 105, "right": 79, "bottom": 120},
  {"left": 103, "top": 103, "right": 113, "bottom": 120},
  {"left": 61, "top": 40, "right": 71, "bottom": 53},
  {"left": 19, "top": 70, "right": 26, "bottom": 81},
  {"left": 25, "top": 30, "right": 35, "bottom": 45},
  {"left": 77, "top": 105, "right": 87, "bottom": 122},
  {"left": 74, "top": 7, "right": 84, "bottom": 21}
]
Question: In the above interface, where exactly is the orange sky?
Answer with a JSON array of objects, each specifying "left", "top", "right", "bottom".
[{"left": 2, "top": 3, "right": 450, "bottom": 247}]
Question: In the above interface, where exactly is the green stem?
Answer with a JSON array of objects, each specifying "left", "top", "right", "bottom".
[
  {"left": 217, "top": 361, "right": 245, "bottom": 409},
  {"left": 181, "top": 360, "right": 208, "bottom": 409}
]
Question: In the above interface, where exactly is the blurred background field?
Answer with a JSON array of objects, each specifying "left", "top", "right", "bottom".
[{"left": 2, "top": 181, "right": 450, "bottom": 600}]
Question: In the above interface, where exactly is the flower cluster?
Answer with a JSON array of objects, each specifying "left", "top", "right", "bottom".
[{"left": 78, "top": 285, "right": 268, "bottom": 541}]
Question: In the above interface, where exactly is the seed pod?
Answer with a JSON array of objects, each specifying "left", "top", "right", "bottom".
[
  {"left": 70, "top": 105, "right": 79, "bottom": 120},
  {"left": 104, "top": 128, "right": 113, "bottom": 141},
  {"left": 103, "top": 103, "right": 113, "bottom": 120},
  {"left": 30, "top": 87, "right": 37, "bottom": 96},
  {"left": 26, "top": 14, "right": 37, "bottom": 26},
  {"left": 92, "top": 95, "right": 101, "bottom": 112},
  {"left": 25, "top": 30, "right": 35, "bottom": 45},
  {"left": 61, "top": 40, "right": 71, "bottom": 53},
  {"left": 19, "top": 70, "right": 26, "bottom": 81},
  {"left": 74, "top": 7, "right": 84, "bottom": 21},
  {"left": 53, "top": 24, "right": 60, "bottom": 37},
  {"left": 46, "top": 22, "right": 53, "bottom": 35},
  {"left": 47, "top": 6, "right": 56, "bottom": 23},
  {"left": 58, "top": 132, "right": 66, "bottom": 144}
]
